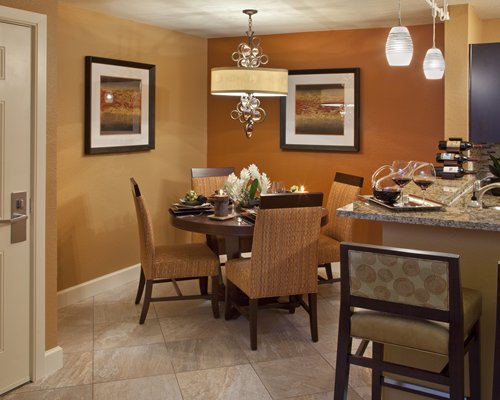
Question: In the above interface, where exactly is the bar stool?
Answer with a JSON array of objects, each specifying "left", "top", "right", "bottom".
[{"left": 334, "top": 242, "right": 482, "bottom": 400}]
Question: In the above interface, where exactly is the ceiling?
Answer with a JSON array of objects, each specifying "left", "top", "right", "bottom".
[{"left": 59, "top": 0, "right": 500, "bottom": 38}]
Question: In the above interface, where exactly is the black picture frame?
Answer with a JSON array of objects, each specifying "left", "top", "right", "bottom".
[
  {"left": 280, "top": 68, "right": 360, "bottom": 152},
  {"left": 85, "top": 56, "right": 155, "bottom": 154}
]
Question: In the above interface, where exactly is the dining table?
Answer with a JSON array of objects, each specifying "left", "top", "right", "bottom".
[
  {"left": 169, "top": 206, "right": 329, "bottom": 260},
  {"left": 169, "top": 204, "right": 329, "bottom": 306}
]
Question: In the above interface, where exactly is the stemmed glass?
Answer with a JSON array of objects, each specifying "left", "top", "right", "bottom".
[
  {"left": 412, "top": 163, "right": 436, "bottom": 205},
  {"left": 391, "top": 160, "right": 414, "bottom": 206}
]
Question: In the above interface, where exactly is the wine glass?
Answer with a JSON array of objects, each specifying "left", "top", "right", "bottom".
[
  {"left": 412, "top": 163, "right": 436, "bottom": 205},
  {"left": 391, "top": 160, "right": 414, "bottom": 206},
  {"left": 271, "top": 181, "right": 285, "bottom": 193}
]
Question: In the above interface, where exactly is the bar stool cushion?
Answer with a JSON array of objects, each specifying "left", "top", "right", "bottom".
[{"left": 351, "top": 287, "right": 482, "bottom": 355}]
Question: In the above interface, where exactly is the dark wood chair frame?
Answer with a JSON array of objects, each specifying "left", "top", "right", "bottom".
[
  {"left": 493, "top": 261, "right": 500, "bottom": 399},
  {"left": 318, "top": 172, "right": 364, "bottom": 285},
  {"left": 131, "top": 178, "right": 219, "bottom": 323},
  {"left": 225, "top": 192, "right": 323, "bottom": 351},
  {"left": 334, "top": 242, "right": 481, "bottom": 400}
]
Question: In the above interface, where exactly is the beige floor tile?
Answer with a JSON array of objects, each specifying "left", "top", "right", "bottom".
[
  {"left": 93, "top": 319, "right": 164, "bottom": 350},
  {"left": 94, "top": 301, "right": 157, "bottom": 324},
  {"left": 317, "top": 282, "right": 341, "bottom": 299},
  {"left": 93, "top": 375, "right": 182, "bottom": 400},
  {"left": 176, "top": 364, "right": 271, "bottom": 400},
  {"left": 58, "top": 323, "right": 93, "bottom": 353},
  {"left": 283, "top": 299, "right": 340, "bottom": 328},
  {"left": 284, "top": 391, "right": 334, "bottom": 400},
  {"left": 159, "top": 312, "right": 229, "bottom": 342},
  {"left": 93, "top": 343, "right": 174, "bottom": 383},
  {"left": 2, "top": 385, "right": 92, "bottom": 400},
  {"left": 165, "top": 335, "right": 249, "bottom": 373},
  {"left": 236, "top": 328, "right": 319, "bottom": 363},
  {"left": 93, "top": 281, "right": 139, "bottom": 304},
  {"left": 153, "top": 298, "right": 213, "bottom": 318},
  {"left": 295, "top": 322, "right": 339, "bottom": 354},
  {"left": 13, "top": 352, "right": 92, "bottom": 393},
  {"left": 352, "top": 385, "right": 371, "bottom": 400},
  {"left": 58, "top": 299, "right": 93, "bottom": 328},
  {"left": 224, "top": 308, "right": 295, "bottom": 336},
  {"left": 253, "top": 355, "right": 335, "bottom": 399},
  {"left": 321, "top": 352, "right": 371, "bottom": 388}
]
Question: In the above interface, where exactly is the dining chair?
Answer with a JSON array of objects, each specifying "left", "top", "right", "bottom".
[
  {"left": 130, "top": 177, "right": 220, "bottom": 323},
  {"left": 318, "top": 172, "right": 364, "bottom": 284},
  {"left": 334, "top": 242, "right": 482, "bottom": 400},
  {"left": 224, "top": 192, "right": 323, "bottom": 350},
  {"left": 190, "top": 167, "right": 236, "bottom": 293},
  {"left": 191, "top": 167, "right": 235, "bottom": 197},
  {"left": 493, "top": 261, "right": 500, "bottom": 399}
]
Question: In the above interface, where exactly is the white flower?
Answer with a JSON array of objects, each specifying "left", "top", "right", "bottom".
[
  {"left": 260, "top": 173, "right": 271, "bottom": 194},
  {"left": 248, "top": 164, "right": 260, "bottom": 180},
  {"left": 223, "top": 164, "right": 271, "bottom": 202}
]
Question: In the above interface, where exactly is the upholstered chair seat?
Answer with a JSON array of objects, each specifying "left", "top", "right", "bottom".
[{"left": 351, "top": 287, "right": 482, "bottom": 355}]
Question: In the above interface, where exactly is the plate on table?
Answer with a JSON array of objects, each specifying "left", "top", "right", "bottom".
[
  {"left": 207, "top": 213, "right": 236, "bottom": 220},
  {"left": 174, "top": 201, "right": 212, "bottom": 210},
  {"left": 364, "top": 195, "right": 444, "bottom": 212}
]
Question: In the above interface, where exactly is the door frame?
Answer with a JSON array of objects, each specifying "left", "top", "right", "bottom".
[{"left": 0, "top": 6, "right": 47, "bottom": 381}]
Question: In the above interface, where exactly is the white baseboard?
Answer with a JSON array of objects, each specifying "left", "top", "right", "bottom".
[
  {"left": 57, "top": 264, "right": 140, "bottom": 308},
  {"left": 45, "top": 346, "right": 63, "bottom": 376}
]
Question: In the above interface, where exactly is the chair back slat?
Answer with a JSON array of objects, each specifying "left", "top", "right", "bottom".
[
  {"left": 323, "top": 172, "right": 363, "bottom": 241},
  {"left": 130, "top": 178, "right": 155, "bottom": 279},
  {"left": 340, "top": 243, "right": 461, "bottom": 323},
  {"left": 248, "top": 206, "right": 322, "bottom": 298},
  {"left": 260, "top": 192, "right": 323, "bottom": 209}
]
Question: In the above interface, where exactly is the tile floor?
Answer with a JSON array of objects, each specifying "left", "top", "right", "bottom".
[{"left": 2, "top": 274, "right": 372, "bottom": 400}]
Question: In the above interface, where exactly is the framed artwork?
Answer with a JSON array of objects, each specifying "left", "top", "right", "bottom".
[
  {"left": 280, "top": 68, "right": 360, "bottom": 152},
  {"left": 85, "top": 56, "right": 155, "bottom": 154}
]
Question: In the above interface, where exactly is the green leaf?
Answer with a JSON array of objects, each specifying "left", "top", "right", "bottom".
[
  {"left": 489, "top": 153, "right": 500, "bottom": 169},
  {"left": 248, "top": 179, "right": 259, "bottom": 199},
  {"left": 489, "top": 165, "right": 500, "bottom": 178}
]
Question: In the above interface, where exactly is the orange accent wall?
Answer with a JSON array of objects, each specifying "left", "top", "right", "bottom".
[{"left": 208, "top": 25, "right": 444, "bottom": 244}]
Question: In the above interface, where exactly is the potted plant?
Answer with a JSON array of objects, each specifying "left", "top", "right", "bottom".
[{"left": 224, "top": 164, "right": 271, "bottom": 208}]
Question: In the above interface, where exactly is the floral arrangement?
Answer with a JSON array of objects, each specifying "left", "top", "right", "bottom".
[{"left": 224, "top": 164, "right": 271, "bottom": 203}]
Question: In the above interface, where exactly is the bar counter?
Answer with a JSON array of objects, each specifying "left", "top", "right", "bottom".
[{"left": 337, "top": 175, "right": 500, "bottom": 400}]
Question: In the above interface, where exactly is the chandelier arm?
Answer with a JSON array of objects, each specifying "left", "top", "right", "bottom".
[{"left": 425, "top": 0, "right": 449, "bottom": 22}]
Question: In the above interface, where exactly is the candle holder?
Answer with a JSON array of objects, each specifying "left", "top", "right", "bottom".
[{"left": 213, "top": 194, "right": 230, "bottom": 217}]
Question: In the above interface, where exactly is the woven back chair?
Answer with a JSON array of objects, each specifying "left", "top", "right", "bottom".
[
  {"left": 191, "top": 166, "right": 252, "bottom": 265},
  {"left": 191, "top": 167, "right": 234, "bottom": 197},
  {"left": 334, "top": 242, "right": 481, "bottom": 400},
  {"left": 318, "top": 172, "right": 363, "bottom": 284},
  {"left": 130, "top": 177, "right": 220, "bottom": 323},
  {"left": 225, "top": 193, "right": 323, "bottom": 350},
  {"left": 493, "top": 261, "right": 500, "bottom": 399}
]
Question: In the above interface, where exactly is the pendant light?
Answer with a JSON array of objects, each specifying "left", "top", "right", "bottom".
[
  {"left": 211, "top": 10, "right": 288, "bottom": 138},
  {"left": 423, "top": 0, "right": 445, "bottom": 79},
  {"left": 385, "top": 0, "right": 413, "bottom": 66}
]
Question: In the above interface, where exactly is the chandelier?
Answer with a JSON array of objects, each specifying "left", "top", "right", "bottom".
[{"left": 210, "top": 10, "right": 288, "bottom": 138}]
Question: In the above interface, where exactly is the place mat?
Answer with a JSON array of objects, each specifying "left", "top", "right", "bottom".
[
  {"left": 172, "top": 202, "right": 212, "bottom": 210},
  {"left": 207, "top": 213, "right": 236, "bottom": 220},
  {"left": 170, "top": 206, "right": 214, "bottom": 216}
]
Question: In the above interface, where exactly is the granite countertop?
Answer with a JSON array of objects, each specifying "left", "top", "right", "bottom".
[{"left": 337, "top": 175, "right": 500, "bottom": 232}]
